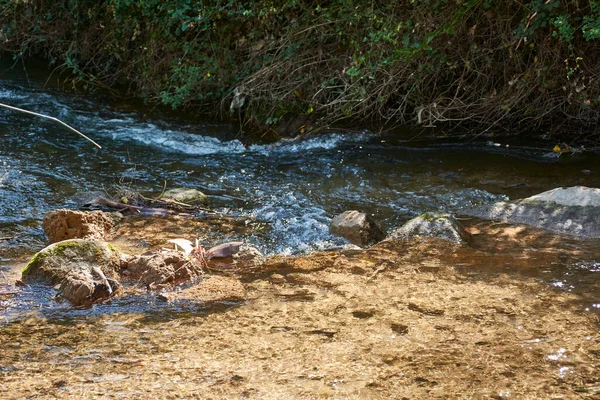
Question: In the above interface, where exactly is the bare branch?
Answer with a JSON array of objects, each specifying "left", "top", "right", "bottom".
[{"left": 0, "top": 102, "right": 102, "bottom": 149}]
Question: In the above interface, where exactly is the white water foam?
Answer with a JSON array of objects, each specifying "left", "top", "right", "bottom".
[
  {"left": 105, "top": 123, "right": 247, "bottom": 155},
  {"left": 251, "top": 132, "right": 375, "bottom": 156},
  {"left": 250, "top": 190, "right": 345, "bottom": 255}
]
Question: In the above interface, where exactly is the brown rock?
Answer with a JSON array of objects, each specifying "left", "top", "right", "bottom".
[
  {"left": 22, "top": 239, "right": 121, "bottom": 285},
  {"left": 206, "top": 244, "right": 265, "bottom": 271},
  {"left": 329, "top": 210, "right": 386, "bottom": 247},
  {"left": 22, "top": 239, "right": 121, "bottom": 306},
  {"left": 59, "top": 267, "right": 120, "bottom": 306},
  {"left": 124, "top": 250, "right": 203, "bottom": 288},
  {"left": 43, "top": 209, "right": 116, "bottom": 243}
]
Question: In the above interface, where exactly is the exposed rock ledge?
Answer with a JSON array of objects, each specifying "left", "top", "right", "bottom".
[{"left": 462, "top": 186, "right": 600, "bottom": 238}]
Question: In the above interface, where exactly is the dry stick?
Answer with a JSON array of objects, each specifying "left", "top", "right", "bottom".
[{"left": 0, "top": 102, "right": 102, "bottom": 149}]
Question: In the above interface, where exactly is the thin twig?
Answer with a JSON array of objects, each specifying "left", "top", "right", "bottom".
[{"left": 0, "top": 102, "right": 102, "bottom": 149}]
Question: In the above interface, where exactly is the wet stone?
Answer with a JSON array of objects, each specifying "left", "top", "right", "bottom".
[
  {"left": 59, "top": 268, "right": 120, "bottom": 306},
  {"left": 21, "top": 239, "right": 121, "bottom": 306},
  {"left": 43, "top": 209, "right": 117, "bottom": 244},
  {"left": 329, "top": 210, "right": 386, "bottom": 247},
  {"left": 160, "top": 188, "right": 208, "bottom": 204},
  {"left": 464, "top": 186, "right": 600, "bottom": 238},
  {"left": 22, "top": 239, "right": 120, "bottom": 285},
  {"left": 123, "top": 250, "right": 203, "bottom": 288},
  {"left": 388, "top": 213, "right": 469, "bottom": 244}
]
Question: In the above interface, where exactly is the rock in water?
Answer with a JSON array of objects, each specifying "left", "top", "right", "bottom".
[
  {"left": 59, "top": 267, "right": 121, "bottom": 306},
  {"left": 388, "top": 213, "right": 469, "bottom": 244},
  {"left": 206, "top": 243, "right": 265, "bottom": 271},
  {"left": 160, "top": 188, "right": 208, "bottom": 204},
  {"left": 206, "top": 242, "right": 244, "bottom": 259},
  {"left": 22, "top": 239, "right": 121, "bottom": 306},
  {"left": 463, "top": 186, "right": 600, "bottom": 238},
  {"left": 43, "top": 209, "right": 116, "bottom": 243},
  {"left": 525, "top": 186, "right": 600, "bottom": 206},
  {"left": 123, "top": 250, "right": 203, "bottom": 288},
  {"left": 329, "top": 210, "right": 386, "bottom": 247}
]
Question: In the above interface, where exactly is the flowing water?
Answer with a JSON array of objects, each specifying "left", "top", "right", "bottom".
[
  {"left": 2, "top": 66, "right": 600, "bottom": 399},
  {"left": 0, "top": 67, "right": 599, "bottom": 313}
]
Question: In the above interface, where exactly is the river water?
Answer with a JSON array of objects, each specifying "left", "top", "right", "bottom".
[{"left": 1, "top": 66, "right": 600, "bottom": 317}]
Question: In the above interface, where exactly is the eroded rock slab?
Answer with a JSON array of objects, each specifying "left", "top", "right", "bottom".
[
  {"left": 463, "top": 186, "right": 600, "bottom": 238},
  {"left": 43, "top": 209, "right": 117, "bottom": 243}
]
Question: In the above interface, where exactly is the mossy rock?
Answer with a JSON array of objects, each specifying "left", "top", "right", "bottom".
[
  {"left": 160, "top": 188, "right": 208, "bottom": 205},
  {"left": 22, "top": 239, "right": 121, "bottom": 285}
]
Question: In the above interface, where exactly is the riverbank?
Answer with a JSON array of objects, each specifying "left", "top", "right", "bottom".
[{"left": 3, "top": 1, "right": 600, "bottom": 142}]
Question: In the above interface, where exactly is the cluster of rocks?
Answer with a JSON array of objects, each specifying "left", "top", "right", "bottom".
[
  {"left": 329, "top": 185, "right": 600, "bottom": 247},
  {"left": 22, "top": 190, "right": 263, "bottom": 306},
  {"left": 21, "top": 185, "right": 600, "bottom": 307}
]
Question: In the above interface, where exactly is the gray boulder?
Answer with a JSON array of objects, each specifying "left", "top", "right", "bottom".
[
  {"left": 463, "top": 186, "right": 600, "bottom": 238},
  {"left": 329, "top": 210, "right": 386, "bottom": 247},
  {"left": 389, "top": 213, "right": 468, "bottom": 244},
  {"left": 22, "top": 239, "right": 121, "bottom": 306}
]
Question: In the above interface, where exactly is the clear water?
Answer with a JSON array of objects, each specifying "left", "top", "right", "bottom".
[
  {"left": 0, "top": 65, "right": 600, "bottom": 322},
  {"left": 2, "top": 69, "right": 600, "bottom": 260}
]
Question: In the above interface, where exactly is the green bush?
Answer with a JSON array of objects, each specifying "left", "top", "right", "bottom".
[{"left": 2, "top": 0, "right": 600, "bottom": 138}]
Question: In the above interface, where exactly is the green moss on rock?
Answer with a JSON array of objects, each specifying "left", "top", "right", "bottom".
[{"left": 22, "top": 239, "right": 121, "bottom": 284}]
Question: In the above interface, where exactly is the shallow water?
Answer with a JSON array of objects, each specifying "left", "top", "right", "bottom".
[
  {"left": 1, "top": 66, "right": 600, "bottom": 399},
  {"left": 1, "top": 65, "right": 600, "bottom": 319}
]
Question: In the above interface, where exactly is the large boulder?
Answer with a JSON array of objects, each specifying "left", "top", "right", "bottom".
[
  {"left": 463, "top": 186, "right": 600, "bottom": 238},
  {"left": 388, "top": 213, "right": 469, "bottom": 244},
  {"left": 43, "top": 209, "right": 116, "bottom": 243},
  {"left": 329, "top": 210, "right": 386, "bottom": 247},
  {"left": 22, "top": 239, "right": 121, "bottom": 306}
]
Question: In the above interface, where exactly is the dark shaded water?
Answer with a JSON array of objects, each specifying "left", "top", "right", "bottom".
[{"left": 1, "top": 64, "right": 600, "bottom": 321}]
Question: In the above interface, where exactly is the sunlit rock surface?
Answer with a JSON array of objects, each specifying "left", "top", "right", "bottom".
[
  {"left": 122, "top": 250, "right": 203, "bottom": 289},
  {"left": 22, "top": 239, "right": 121, "bottom": 305},
  {"left": 388, "top": 212, "right": 469, "bottom": 244},
  {"left": 160, "top": 188, "right": 208, "bottom": 204},
  {"left": 43, "top": 209, "right": 116, "bottom": 243},
  {"left": 464, "top": 186, "right": 600, "bottom": 238}
]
